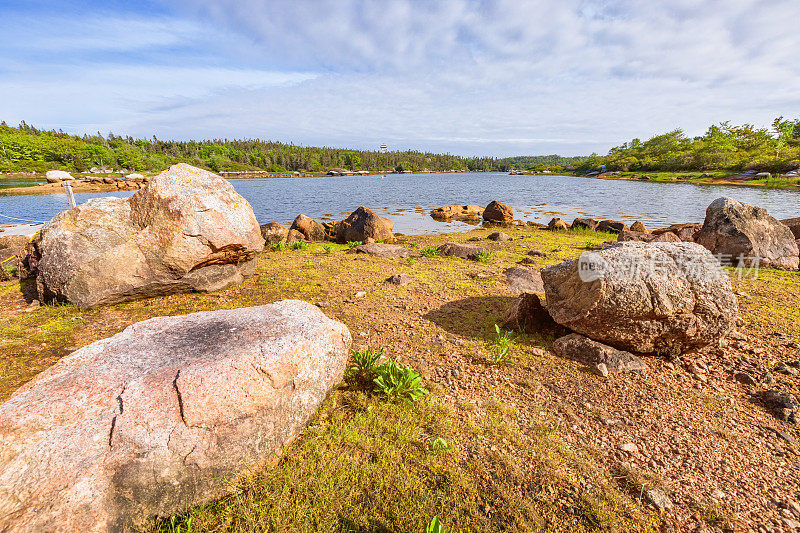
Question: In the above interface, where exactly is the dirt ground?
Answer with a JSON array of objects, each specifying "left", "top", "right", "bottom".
[{"left": 0, "top": 225, "right": 798, "bottom": 532}]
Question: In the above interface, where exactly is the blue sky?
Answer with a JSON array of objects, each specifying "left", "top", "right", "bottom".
[{"left": 2, "top": 0, "right": 799, "bottom": 157}]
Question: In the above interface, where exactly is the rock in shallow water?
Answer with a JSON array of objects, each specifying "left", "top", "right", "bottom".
[
  {"left": 541, "top": 241, "right": 738, "bottom": 354},
  {"left": 0, "top": 300, "right": 351, "bottom": 532}
]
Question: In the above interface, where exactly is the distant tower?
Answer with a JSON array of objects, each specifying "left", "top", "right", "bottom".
[{"left": 379, "top": 142, "right": 388, "bottom": 153}]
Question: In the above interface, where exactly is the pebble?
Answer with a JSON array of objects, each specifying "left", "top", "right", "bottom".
[
  {"left": 710, "top": 489, "right": 725, "bottom": 500},
  {"left": 24, "top": 300, "right": 40, "bottom": 313},
  {"left": 354, "top": 291, "right": 367, "bottom": 298},
  {"left": 596, "top": 363, "right": 609, "bottom": 377},
  {"left": 644, "top": 488, "right": 673, "bottom": 512},
  {"left": 617, "top": 442, "right": 638, "bottom": 453}
]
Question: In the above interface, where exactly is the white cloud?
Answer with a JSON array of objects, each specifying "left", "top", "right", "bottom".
[{"left": 1, "top": 1, "right": 799, "bottom": 155}]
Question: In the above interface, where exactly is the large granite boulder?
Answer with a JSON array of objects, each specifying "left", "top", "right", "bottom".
[
  {"left": 430, "top": 205, "right": 484, "bottom": 221},
  {"left": 694, "top": 198, "right": 799, "bottom": 270},
  {"left": 541, "top": 242, "right": 738, "bottom": 354},
  {"left": 27, "top": 163, "right": 265, "bottom": 309},
  {"left": 482, "top": 201, "right": 513, "bottom": 223},
  {"left": 0, "top": 300, "right": 351, "bottom": 532},
  {"left": 332, "top": 206, "right": 395, "bottom": 243},
  {"left": 290, "top": 214, "right": 327, "bottom": 241}
]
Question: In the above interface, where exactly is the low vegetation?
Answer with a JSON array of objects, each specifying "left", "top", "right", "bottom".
[{"left": 0, "top": 225, "right": 796, "bottom": 531}]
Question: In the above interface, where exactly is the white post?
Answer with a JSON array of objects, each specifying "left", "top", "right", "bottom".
[{"left": 63, "top": 181, "right": 76, "bottom": 209}]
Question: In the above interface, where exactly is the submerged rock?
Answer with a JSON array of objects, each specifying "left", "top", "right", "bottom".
[
  {"left": 0, "top": 300, "right": 352, "bottom": 532},
  {"left": 28, "top": 163, "right": 264, "bottom": 309},
  {"left": 541, "top": 241, "right": 738, "bottom": 354},
  {"left": 430, "top": 205, "right": 484, "bottom": 221},
  {"left": 695, "top": 197, "right": 799, "bottom": 270}
]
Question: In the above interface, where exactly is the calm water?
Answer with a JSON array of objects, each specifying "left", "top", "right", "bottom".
[{"left": 1, "top": 173, "right": 798, "bottom": 234}]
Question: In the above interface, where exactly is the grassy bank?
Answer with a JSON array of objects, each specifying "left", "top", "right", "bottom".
[{"left": 0, "top": 226, "right": 798, "bottom": 531}]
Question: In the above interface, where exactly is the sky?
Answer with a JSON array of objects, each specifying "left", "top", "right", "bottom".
[{"left": 1, "top": 0, "right": 799, "bottom": 157}]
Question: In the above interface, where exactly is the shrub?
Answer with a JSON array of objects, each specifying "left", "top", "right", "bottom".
[
  {"left": 322, "top": 244, "right": 333, "bottom": 254},
  {"left": 290, "top": 241, "right": 309, "bottom": 250},
  {"left": 271, "top": 241, "right": 288, "bottom": 251},
  {"left": 373, "top": 359, "right": 429, "bottom": 404},
  {"left": 347, "top": 347, "right": 386, "bottom": 384},
  {"left": 474, "top": 250, "right": 492, "bottom": 263},
  {"left": 420, "top": 245, "right": 440, "bottom": 257},
  {"left": 345, "top": 241, "right": 362, "bottom": 249},
  {"left": 489, "top": 324, "right": 515, "bottom": 363}
]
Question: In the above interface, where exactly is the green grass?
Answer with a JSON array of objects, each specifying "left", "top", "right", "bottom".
[{"left": 420, "top": 245, "right": 440, "bottom": 258}]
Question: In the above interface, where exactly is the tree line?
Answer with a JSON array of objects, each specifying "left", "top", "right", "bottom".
[
  {"left": 582, "top": 117, "right": 800, "bottom": 173},
  {"left": 0, "top": 122, "right": 507, "bottom": 174}
]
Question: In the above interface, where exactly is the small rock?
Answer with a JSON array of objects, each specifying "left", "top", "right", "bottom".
[
  {"left": 386, "top": 274, "right": 416, "bottom": 286},
  {"left": 710, "top": 489, "right": 725, "bottom": 500},
  {"left": 527, "top": 249, "right": 547, "bottom": 257},
  {"left": 354, "top": 291, "right": 367, "bottom": 298},
  {"left": 776, "top": 363, "right": 798, "bottom": 375},
  {"left": 596, "top": 363, "right": 609, "bottom": 377},
  {"left": 487, "top": 232, "right": 511, "bottom": 241},
  {"left": 617, "top": 443, "right": 638, "bottom": 453},
  {"left": 735, "top": 372, "right": 757, "bottom": 385},
  {"left": 645, "top": 488, "right": 673, "bottom": 512},
  {"left": 24, "top": 300, "right": 41, "bottom": 313}
]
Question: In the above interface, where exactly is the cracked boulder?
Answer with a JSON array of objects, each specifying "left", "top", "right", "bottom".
[
  {"left": 25, "top": 163, "right": 265, "bottom": 308},
  {"left": 542, "top": 241, "right": 738, "bottom": 354},
  {"left": 0, "top": 300, "right": 351, "bottom": 532}
]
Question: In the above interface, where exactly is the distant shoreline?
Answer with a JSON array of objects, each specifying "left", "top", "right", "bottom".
[{"left": 512, "top": 170, "right": 800, "bottom": 190}]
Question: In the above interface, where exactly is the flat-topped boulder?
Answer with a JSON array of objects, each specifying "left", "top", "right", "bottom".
[
  {"left": 482, "top": 201, "right": 513, "bottom": 223},
  {"left": 504, "top": 266, "right": 544, "bottom": 294},
  {"left": 430, "top": 205, "right": 484, "bottom": 221},
  {"left": 541, "top": 241, "right": 738, "bottom": 354},
  {"left": 617, "top": 230, "right": 680, "bottom": 243},
  {"left": 553, "top": 333, "right": 647, "bottom": 372},
  {"left": 45, "top": 170, "right": 74, "bottom": 183},
  {"left": 348, "top": 243, "right": 414, "bottom": 258},
  {"left": 695, "top": 197, "right": 799, "bottom": 270},
  {"left": 27, "top": 163, "right": 265, "bottom": 309},
  {"left": 0, "top": 300, "right": 352, "bottom": 532},
  {"left": 437, "top": 242, "right": 487, "bottom": 260},
  {"left": 332, "top": 206, "right": 395, "bottom": 243}
]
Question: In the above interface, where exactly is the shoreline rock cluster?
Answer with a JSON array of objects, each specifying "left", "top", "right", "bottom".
[{"left": 261, "top": 206, "right": 396, "bottom": 245}]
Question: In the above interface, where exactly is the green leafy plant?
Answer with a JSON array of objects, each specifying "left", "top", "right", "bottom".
[
  {"left": 290, "top": 240, "right": 309, "bottom": 250},
  {"left": 322, "top": 243, "right": 333, "bottom": 254},
  {"left": 271, "top": 241, "right": 288, "bottom": 251},
  {"left": 428, "top": 436, "right": 451, "bottom": 454},
  {"left": 474, "top": 250, "right": 492, "bottom": 263},
  {"left": 420, "top": 245, "right": 440, "bottom": 257},
  {"left": 489, "top": 324, "right": 515, "bottom": 363},
  {"left": 373, "top": 359, "right": 429, "bottom": 404},
  {"left": 347, "top": 347, "right": 386, "bottom": 383},
  {"left": 345, "top": 241, "right": 363, "bottom": 249},
  {"left": 425, "top": 516, "right": 452, "bottom": 533}
]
